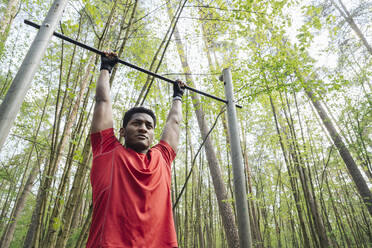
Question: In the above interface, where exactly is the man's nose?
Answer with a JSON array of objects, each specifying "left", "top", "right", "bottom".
[{"left": 138, "top": 123, "right": 147, "bottom": 132}]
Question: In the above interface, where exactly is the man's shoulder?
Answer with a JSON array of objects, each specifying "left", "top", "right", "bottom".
[
  {"left": 91, "top": 128, "right": 121, "bottom": 156},
  {"left": 90, "top": 127, "right": 115, "bottom": 137},
  {"left": 151, "top": 140, "right": 176, "bottom": 165},
  {"left": 152, "top": 140, "right": 174, "bottom": 151}
]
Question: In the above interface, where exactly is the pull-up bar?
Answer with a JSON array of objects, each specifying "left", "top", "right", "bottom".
[{"left": 24, "top": 20, "right": 242, "bottom": 109}]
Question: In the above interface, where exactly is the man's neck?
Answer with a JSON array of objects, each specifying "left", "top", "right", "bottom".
[{"left": 125, "top": 144, "right": 148, "bottom": 154}]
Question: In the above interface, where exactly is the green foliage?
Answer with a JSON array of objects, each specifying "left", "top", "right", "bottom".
[
  {"left": 52, "top": 217, "right": 61, "bottom": 231},
  {"left": 65, "top": 227, "right": 83, "bottom": 247}
]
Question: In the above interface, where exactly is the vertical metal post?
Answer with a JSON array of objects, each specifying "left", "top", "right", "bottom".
[
  {"left": 220, "top": 67, "right": 252, "bottom": 248},
  {"left": 0, "top": 0, "right": 69, "bottom": 150}
]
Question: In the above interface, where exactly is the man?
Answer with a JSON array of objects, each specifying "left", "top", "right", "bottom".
[{"left": 86, "top": 52, "right": 185, "bottom": 247}]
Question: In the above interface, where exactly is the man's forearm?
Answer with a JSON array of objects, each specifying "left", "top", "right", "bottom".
[
  {"left": 161, "top": 99, "right": 183, "bottom": 151},
  {"left": 167, "top": 99, "right": 182, "bottom": 124},
  {"left": 91, "top": 53, "right": 117, "bottom": 133},
  {"left": 95, "top": 70, "right": 111, "bottom": 102}
]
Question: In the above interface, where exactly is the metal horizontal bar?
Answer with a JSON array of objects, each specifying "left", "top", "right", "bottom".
[{"left": 24, "top": 19, "right": 242, "bottom": 108}]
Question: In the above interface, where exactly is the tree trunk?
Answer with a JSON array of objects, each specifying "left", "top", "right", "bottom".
[
  {"left": 243, "top": 129, "right": 263, "bottom": 247},
  {"left": 280, "top": 90, "right": 330, "bottom": 247},
  {"left": 268, "top": 94, "right": 311, "bottom": 248},
  {"left": 135, "top": 0, "right": 184, "bottom": 106},
  {"left": 0, "top": 85, "right": 50, "bottom": 248},
  {"left": 165, "top": 1, "right": 240, "bottom": 247},
  {"left": 0, "top": 184, "right": 14, "bottom": 236},
  {"left": 0, "top": 0, "right": 20, "bottom": 57},
  {"left": 183, "top": 109, "right": 190, "bottom": 248},
  {"left": 23, "top": 171, "right": 45, "bottom": 248},
  {"left": 1, "top": 162, "right": 40, "bottom": 248},
  {"left": 42, "top": 51, "right": 95, "bottom": 248},
  {"left": 330, "top": 0, "right": 372, "bottom": 54},
  {"left": 74, "top": 205, "right": 93, "bottom": 248},
  {"left": 325, "top": 170, "right": 352, "bottom": 247},
  {"left": 306, "top": 89, "right": 372, "bottom": 217},
  {"left": 55, "top": 114, "right": 94, "bottom": 248}
]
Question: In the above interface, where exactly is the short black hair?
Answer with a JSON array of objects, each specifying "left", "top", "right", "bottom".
[{"left": 122, "top": 107, "right": 156, "bottom": 128}]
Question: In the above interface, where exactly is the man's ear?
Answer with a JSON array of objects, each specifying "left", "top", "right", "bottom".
[{"left": 119, "top": 127, "right": 125, "bottom": 138}]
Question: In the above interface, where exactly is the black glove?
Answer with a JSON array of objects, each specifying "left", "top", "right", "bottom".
[
  {"left": 100, "top": 52, "right": 118, "bottom": 73},
  {"left": 173, "top": 80, "right": 185, "bottom": 98}
]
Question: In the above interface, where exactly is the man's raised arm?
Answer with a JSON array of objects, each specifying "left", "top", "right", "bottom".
[
  {"left": 160, "top": 80, "right": 185, "bottom": 153},
  {"left": 91, "top": 52, "right": 118, "bottom": 133}
]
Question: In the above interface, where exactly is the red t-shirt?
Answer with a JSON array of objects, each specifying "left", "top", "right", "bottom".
[{"left": 86, "top": 128, "right": 178, "bottom": 248}]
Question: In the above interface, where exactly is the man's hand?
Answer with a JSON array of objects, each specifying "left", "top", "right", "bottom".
[
  {"left": 100, "top": 52, "right": 118, "bottom": 73},
  {"left": 173, "top": 79, "right": 186, "bottom": 100}
]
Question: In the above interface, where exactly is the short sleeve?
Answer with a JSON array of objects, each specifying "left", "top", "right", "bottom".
[
  {"left": 152, "top": 140, "right": 176, "bottom": 166},
  {"left": 90, "top": 128, "right": 120, "bottom": 157}
]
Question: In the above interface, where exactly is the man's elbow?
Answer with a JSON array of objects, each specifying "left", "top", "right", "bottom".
[{"left": 169, "top": 116, "right": 182, "bottom": 126}]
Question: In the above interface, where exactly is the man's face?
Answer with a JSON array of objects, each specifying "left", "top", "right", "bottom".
[{"left": 122, "top": 113, "right": 155, "bottom": 153}]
